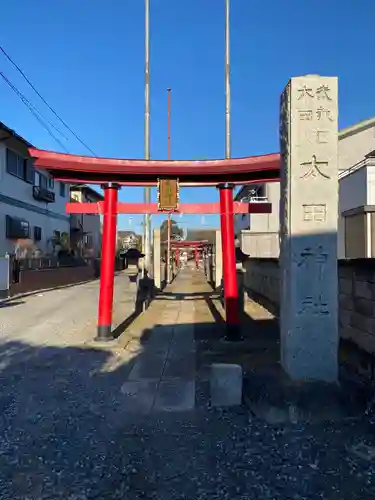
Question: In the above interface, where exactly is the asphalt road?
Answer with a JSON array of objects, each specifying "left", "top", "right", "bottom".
[{"left": 0, "top": 275, "right": 135, "bottom": 346}]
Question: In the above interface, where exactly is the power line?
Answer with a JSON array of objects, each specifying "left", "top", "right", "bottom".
[
  {"left": 0, "top": 71, "right": 69, "bottom": 152},
  {"left": 0, "top": 45, "right": 97, "bottom": 156},
  {"left": 0, "top": 70, "right": 69, "bottom": 141}
]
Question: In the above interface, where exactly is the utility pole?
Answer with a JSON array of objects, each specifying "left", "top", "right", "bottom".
[
  {"left": 167, "top": 88, "right": 172, "bottom": 284},
  {"left": 144, "top": 0, "right": 151, "bottom": 272},
  {"left": 225, "top": 0, "right": 231, "bottom": 160}
]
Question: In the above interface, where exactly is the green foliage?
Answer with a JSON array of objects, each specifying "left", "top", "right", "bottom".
[{"left": 160, "top": 218, "right": 183, "bottom": 242}]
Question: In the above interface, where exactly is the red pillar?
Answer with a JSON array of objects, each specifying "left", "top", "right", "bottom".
[
  {"left": 218, "top": 183, "right": 240, "bottom": 340},
  {"left": 194, "top": 247, "right": 199, "bottom": 269},
  {"left": 96, "top": 183, "right": 119, "bottom": 341}
]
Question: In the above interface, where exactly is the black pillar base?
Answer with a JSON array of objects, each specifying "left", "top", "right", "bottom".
[
  {"left": 224, "top": 323, "right": 243, "bottom": 342},
  {"left": 95, "top": 325, "right": 114, "bottom": 342}
]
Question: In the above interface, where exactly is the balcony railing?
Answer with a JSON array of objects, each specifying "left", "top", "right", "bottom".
[
  {"left": 33, "top": 185, "right": 55, "bottom": 203},
  {"left": 239, "top": 196, "right": 268, "bottom": 203}
]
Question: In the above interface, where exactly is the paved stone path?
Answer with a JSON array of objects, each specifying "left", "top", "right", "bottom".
[
  {"left": 115, "top": 267, "right": 202, "bottom": 414},
  {"left": 1, "top": 268, "right": 375, "bottom": 499}
]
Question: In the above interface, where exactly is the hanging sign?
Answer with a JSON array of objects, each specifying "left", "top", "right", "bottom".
[{"left": 157, "top": 178, "right": 179, "bottom": 211}]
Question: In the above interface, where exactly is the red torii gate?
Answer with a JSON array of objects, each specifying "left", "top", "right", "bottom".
[
  {"left": 170, "top": 240, "right": 209, "bottom": 269},
  {"left": 28, "top": 148, "right": 280, "bottom": 341}
]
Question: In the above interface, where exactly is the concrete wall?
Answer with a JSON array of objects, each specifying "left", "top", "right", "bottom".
[
  {"left": 0, "top": 140, "right": 70, "bottom": 256},
  {"left": 0, "top": 257, "right": 9, "bottom": 298},
  {"left": 338, "top": 122, "right": 375, "bottom": 173},
  {"left": 241, "top": 231, "right": 279, "bottom": 258},
  {"left": 244, "top": 258, "right": 375, "bottom": 355},
  {"left": 236, "top": 182, "right": 280, "bottom": 258},
  {"left": 339, "top": 167, "right": 368, "bottom": 258},
  {"left": 10, "top": 264, "right": 97, "bottom": 297}
]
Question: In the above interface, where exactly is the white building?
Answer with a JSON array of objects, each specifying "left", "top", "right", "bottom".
[
  {"left": 70, "top": 185, "right": 103, "bottom": 257},
  {"left": 0, "top": 121, "right": 70, "bottom": 257},
  {"left": 235, "top": 116, "right": 375, "bottom": 259}
]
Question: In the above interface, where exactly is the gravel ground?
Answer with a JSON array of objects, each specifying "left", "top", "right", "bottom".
[
  {"left": 1, "top": 273, "right": 375, "bottom": 499},
  {"left": 0, "top": 338, "right": 375, "bottom": 499}
]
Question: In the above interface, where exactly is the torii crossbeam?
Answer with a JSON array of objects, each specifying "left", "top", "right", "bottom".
[{"left": 29, "top": 147, "right": 280, "bottom": 341}]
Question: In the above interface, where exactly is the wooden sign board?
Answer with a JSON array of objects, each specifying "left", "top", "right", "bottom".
[{"left": 157, "top": 178, "right": 179, "bottom": 211}]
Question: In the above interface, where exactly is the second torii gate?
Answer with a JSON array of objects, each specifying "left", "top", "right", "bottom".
[
  {"left": 170, "top": 240, "right": 209, "bottom": 270},
  {"left": 28, "top": 148, "right": 280, "bottom": 341}
]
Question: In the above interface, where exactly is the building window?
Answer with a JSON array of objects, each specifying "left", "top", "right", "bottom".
[
  {"left": 34, "top": 226, "right": 42, "bottom": 242},
  {"left": 84, "top": 234, "right": 93, "bottom": 247},
  {"left": 25, "top": 160, "right": 35, "bottom": 184},
  {"left": 59, "top": 182, "right": 66, "bottom": 197},
  {"left": 5, "top": 215, "right": 30, "bottom": 239},
  {"left": 53, "top": 230, "right": 61, "bottom": 241},
  {"left": 48, "top": 177, "right": 54, "bottom": 189},
  {"left": 35, "top": 171, "right": 48, "bottom": 189},
  {"left": 6, "top": 148, "right": 34, "bottom": 183}
]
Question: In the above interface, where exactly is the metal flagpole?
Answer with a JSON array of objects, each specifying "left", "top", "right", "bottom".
[
  {"left": 144, "top": 0, "right": 151, "bottom": 273},
  {"left": 167, "top": 88, "right": 172, "bottom": 284},
  {"left": 225, "top": 0, "right": 231, "bottom": 160}
]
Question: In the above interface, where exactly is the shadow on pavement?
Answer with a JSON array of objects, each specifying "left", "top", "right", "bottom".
[
  {"left": 0, "top": 315, "right": 375, "bottom": 499},
  {"left": 0, "top": 300, "right": 25, "bottom": 308}
]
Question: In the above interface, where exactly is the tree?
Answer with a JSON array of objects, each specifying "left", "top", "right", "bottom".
[{"left": 160, "top": 218, "right": 183, "bottom": 243}]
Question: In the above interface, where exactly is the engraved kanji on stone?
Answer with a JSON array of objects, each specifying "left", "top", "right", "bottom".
[
  {"left": 316, "top": 84, "right": 332, "bottom": 100},
  {"left": 297, "top": 85, "right": 314, "bottom": 100},
  {"left": 296, "top": 244, "right": 328, "bottom": 283},
  {"left": 298, "top": 110, "right": 313, "bottom": 121},
  {"left": 300, "top": 155, "right": 330, "bottom": 179},
  {"left": 303, "top": 204, "right": 327, "bottom": 222},
  {"left": 316, "top": 106, "right": 333, "bottom": 122},
  {"left": 316, "top": 130, "right": 329, "bottom": 143},
  {"left": 298, "top": 295, "right": 329, "bottom": 316},
  {"left": 297, "top": 245, "right": 328, "bottom": 267}
]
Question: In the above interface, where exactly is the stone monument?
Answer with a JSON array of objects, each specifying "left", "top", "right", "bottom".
[
  {"left": 153, "top": 229, "right": 161, "bottom": 289},
  {"left": 279, "top": 75, "right": 338, "bottom": 382}
]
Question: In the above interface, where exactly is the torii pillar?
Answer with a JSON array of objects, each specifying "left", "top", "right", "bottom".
[
  {"left": 218, "top": 182, "right": 240, "bottom": 340},
  {"left": 96, "top": 183, "right": 119, "bottom": 341}
]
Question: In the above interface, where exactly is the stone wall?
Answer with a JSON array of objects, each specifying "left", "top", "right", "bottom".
[{"left": 243, "top": 258, "right": 375, "bottom": 356}]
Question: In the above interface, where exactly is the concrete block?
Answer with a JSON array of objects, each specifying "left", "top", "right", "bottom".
[
  {"left": 350, "top": 312, "right": 369, "bottom": 333},
  {"left": 355, "top": 280, "right": 372, "bottom": 300},
  {"left": 339, "top": 278, "right": 352, "bottom": 295},
  {"left": 210, "top": 363, "right": 243, "bottom": 407},
  {"left": 338, "top": 292, "right": 353, "bottom": 311},
  {"left": 338, "top": 309, "right": 352, "bottom": 329},
  {"left": 353, "top": 297, "right": 374, "bottom": 317}
]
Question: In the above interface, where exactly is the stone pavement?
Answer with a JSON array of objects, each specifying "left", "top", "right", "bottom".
[
  {"left": 112, "top": 266, "right": 209, "bottom": 414},
  {"left": 1, "top": 268, "right": 375, "bottom": 499}
]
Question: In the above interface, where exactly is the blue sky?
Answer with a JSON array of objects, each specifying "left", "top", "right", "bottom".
[{"left": 1, "top": 0, "right": 375, "bottom": 233}]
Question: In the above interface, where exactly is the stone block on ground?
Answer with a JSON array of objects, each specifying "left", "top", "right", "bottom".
[{"left": 210, "top": 363, "right": 243, "bottom": 407}]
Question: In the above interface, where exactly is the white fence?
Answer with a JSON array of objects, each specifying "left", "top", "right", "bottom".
[{"left": 0, "top": 256, "right": 10, "bottom": 299}]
